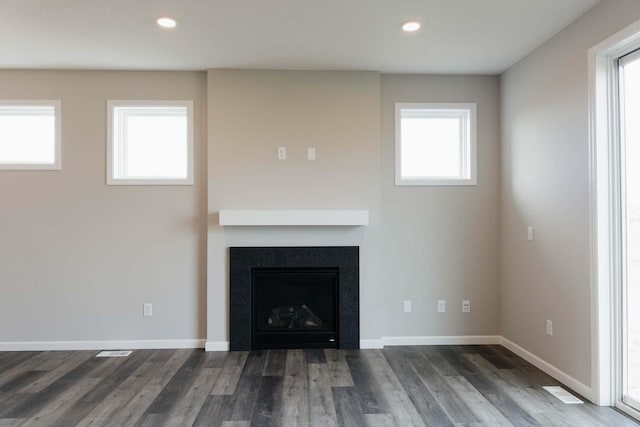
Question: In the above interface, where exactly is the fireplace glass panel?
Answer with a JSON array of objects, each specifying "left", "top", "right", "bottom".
[{"left": 252, "top": 268, "right": 338, "bottom": 349}]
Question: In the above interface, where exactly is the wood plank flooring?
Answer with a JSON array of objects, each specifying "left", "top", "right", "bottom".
[{"left": 0, "top": 345, "right": 637, "bottom": 426}]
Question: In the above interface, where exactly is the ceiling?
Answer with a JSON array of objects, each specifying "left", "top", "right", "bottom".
[{"left": 0, "top": 0, "right": 601, "bottom": 74}]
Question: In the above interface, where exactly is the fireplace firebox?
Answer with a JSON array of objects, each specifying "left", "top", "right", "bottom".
[
  {"left": 229, "top": 246, "right": 359, "bottom": 350},
  {"left": 252, "top": 268, "right": 338, "bottom": 349}
]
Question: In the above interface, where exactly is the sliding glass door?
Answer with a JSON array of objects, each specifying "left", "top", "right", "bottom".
[{"left": 620, "top": 48, "right": 640, "bottom": 413}]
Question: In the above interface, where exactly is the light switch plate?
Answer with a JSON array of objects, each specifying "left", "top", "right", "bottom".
[
  {"left": 403, "top": 300, "right": 412, "bottom": 313},
  {"left": 307, "top": 147, "right": 316, "bottom": 160},
  {"left": 278, "top": 146, "right": 287, "bottom": 160},
  {"left": 143, "top": 303, "right": 152, "bottom": 317}
]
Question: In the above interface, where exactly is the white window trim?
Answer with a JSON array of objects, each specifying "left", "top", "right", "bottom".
[
  {"left": 0, "top": 100, "right": 61, "bottom": 170},
  {"left": 107, "top": 100, "right": 194, "bottom": 186},
  {"left": 588, "top": 18, "right": 640, "bottom": 415},
  {"left": 395, "top": 102, "right": 477, "bottom": 186}
]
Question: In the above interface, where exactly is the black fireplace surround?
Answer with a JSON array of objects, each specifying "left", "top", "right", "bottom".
[{"left": 229, "top": 246, "right": 359, "bottom": 351}]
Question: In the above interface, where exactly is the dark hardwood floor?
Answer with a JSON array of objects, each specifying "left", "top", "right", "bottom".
[{"left": 0, "top": 345, "right": 637, "bottom": 426}]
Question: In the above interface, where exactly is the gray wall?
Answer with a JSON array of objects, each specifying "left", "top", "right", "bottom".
[
  {"left": 206, "top": 70, "right": 502, "bottom": 344},
  {"left": 0, "top": 71, "right": 208, "bottom": 343},
  {"left": 0, "top": 70, "right": 501, "bottom": 346},
  {"left": 500, "top": 0, "right": 640, "bottom": 385},
  {"left": 380, "top": 75, "right": 501, "bottom": 337}
]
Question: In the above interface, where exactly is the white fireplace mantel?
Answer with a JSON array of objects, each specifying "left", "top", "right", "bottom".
[{"left": 218, "top": 210, "right": 369, "bottom": 226}]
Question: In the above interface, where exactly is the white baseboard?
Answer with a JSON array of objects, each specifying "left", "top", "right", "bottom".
[
  {"left": 500, "top": 337, "right": 593, "bottom": 402},
  {"left": 382, "top": 335, "right": 502, "bottom": 346},
  {"left": 205, "top": 341, "right": 230, "bottom": 352},
  {"left": 0, "top": 339, "right": 205, "bottom": 351},
  {"left": 360, "top": 339, "right": 384, "bottom": 349},
  {"left": 359, "top": 335, "right": 500, "bottom": 349}
]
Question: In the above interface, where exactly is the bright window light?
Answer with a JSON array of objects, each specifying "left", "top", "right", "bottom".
[
  {"left": 395, "top": 103, "right": 476, "bottom": 186},
  {"left": 108, "top": 101, "right": 193, "bottom": 185},
  {"left": 0, "top": 101, "right": 61, "bottom": 170}
]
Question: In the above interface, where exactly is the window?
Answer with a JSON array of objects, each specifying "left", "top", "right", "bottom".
[
  {"left": 395, "top": 102, "right": 476, "bottom": 186},
  {"left": 0, "top": 100, "right": 61, "bottom": 170},
  {"left": 107, "top": 100, "right": 193, "bottom": 185}
]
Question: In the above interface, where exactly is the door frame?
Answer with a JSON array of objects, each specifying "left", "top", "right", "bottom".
[{"left": 588, "top": 18, "right": 640, "bottom": 419}]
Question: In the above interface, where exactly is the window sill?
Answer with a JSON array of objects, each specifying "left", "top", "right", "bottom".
[{"left": 395, "top": 178, "right": 477, "bottom": 186}]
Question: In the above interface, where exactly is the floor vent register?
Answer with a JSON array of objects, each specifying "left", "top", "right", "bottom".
[
  {"left": 543, "top": 386, "right": 584, "bottom": 404},
  {"left": 96, "top": 350, "right": 133, "bottom": 358}
]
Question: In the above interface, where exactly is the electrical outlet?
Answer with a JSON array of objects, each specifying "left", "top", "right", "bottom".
[
  {"left": 546, "top": 319, "right": 553, "bottom": 336},
  {"left": 277, "top": 146, "right": 287, "bottom": 160},
  {"left": 437, "top": 300, "right": 446, "bottom": 313},
  {"left": 462, "top": 300, "right": 470, "bottom": 313},
  {"left": 403, "top": 300, "right": 412, "bottom": 313},
  {"left": 528, "top": 226, "right": 534, "bottom": 241},
  {"left": 143, "top": 303, "right": 153, "bottom": 317}
]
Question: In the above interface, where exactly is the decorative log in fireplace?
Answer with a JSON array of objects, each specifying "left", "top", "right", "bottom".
[
  {"left": 267, "top": 304, "right": 323, "bottom": 329},
  {"left": 229, "top": 246, "right": 359, "bottom": 350}
]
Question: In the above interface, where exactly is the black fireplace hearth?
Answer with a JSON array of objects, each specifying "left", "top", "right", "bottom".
[{"left": 229, "top": 246, "right": 359, "bottom": 350}]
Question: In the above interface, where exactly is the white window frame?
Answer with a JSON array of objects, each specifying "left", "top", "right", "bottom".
[
  {"left": 589, "top": 17, "right": 640, "bottom": 420},
  {"left": 395, "top": 102, "right": 477, "bottom": 186},
  {"left": 0, "top": 100, "right": 61, "bottom": 170},
  {"left": 107, "top": 100, "right": 194, "bottom": 186}
]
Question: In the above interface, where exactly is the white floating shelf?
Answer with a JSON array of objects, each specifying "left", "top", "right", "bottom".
[{"left": 219, "top": 210, "right": 369, "bottom": 226}]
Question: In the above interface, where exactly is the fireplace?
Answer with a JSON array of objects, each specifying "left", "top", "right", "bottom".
[{"left": 229, "top": 246, "right": 359, "bottom": 350}]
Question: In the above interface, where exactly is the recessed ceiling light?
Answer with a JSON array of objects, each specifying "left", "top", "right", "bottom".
[
  {"left": 402, "top": 21, "right": 421, "bottom": 32},
  {"left": 157, "top": 17, "right": 177, "bottom": 29}
]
